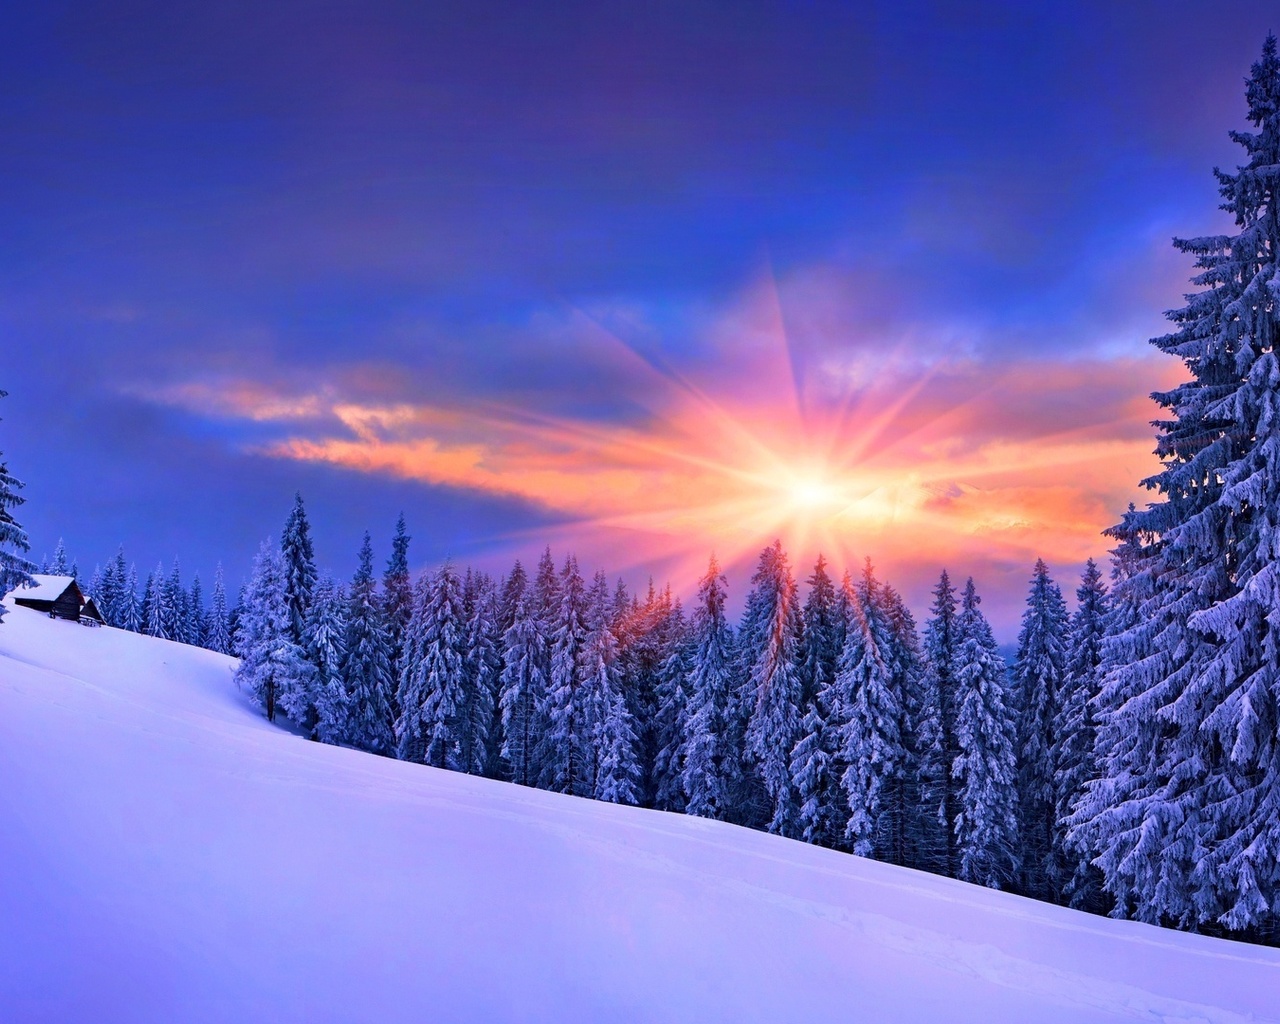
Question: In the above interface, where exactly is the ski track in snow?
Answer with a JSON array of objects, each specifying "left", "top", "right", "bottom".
[{"left": 1, "top": 603, "right": 1278, "bottom": 1024}]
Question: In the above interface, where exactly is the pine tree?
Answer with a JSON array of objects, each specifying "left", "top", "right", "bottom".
[
  {"left": 235, "top": 540, "right": 311, "bottom": 724},
  {"left": 682, "top": 557, "right": 736, "bottom": 820},
  {"left": 49, "top": 538, "right": 69, "bottom": 577},
  {"left": 122, "top": 563, "right": 141, "bottom": 632},
  {"left": 160, "top": 559, "right": 186, "bottom": 643},
  {"left": 920, "top": 570, "right": 961, "bottom": 875},
  {"left": 836, "top": 561, "right": 903, "bottom": 859},
  {"left": 650, "top": 589, "right": 691, "bottom": 811},
  {"left": 341, "top": 533, "right": 396, "bottom": 755},
  {"left": 882, "top": 583, "right": 928, "bottom": 869},
  {"left": 1074, "top": 38, "right": 1280, "bottom": 935},
  {"left": 499, "top": 590, "right": 548, "bottom": 786},
  {"left": 582, "top": 570, "right": 640, "bottom": 803},
  {"left": 540, "top": 556, "right": 591, "bottom": 795},
  {"left": 144, "top": 564, "right": 166, "bottom": 638},
  {"left": 188, "top": 574, "right": 206, "bottom": 647},
  {"left": 280, "top": 492, "right": 317, "bottom": 645},
  {"left": 302, "top": 575, "right": 349, "bottom": 742},
  {"left": 381, "top": 513, "right": 414, "bottom": 676},
  {"left": 458, "top": 570, "right": 499, "bottom": 776},
  {"left": 397, "top": 563, "right": 468, "bottom": 768},
  {"left": 742, "top": 540, "right": 805, "bottom": 836},
  {"left": 0, "top": 388, "right": 34, "bottom": 623},
  {"left": 952, "top": 578, "right": 1020, "bottom": 890},
  {"left": 206, "top": 564, "right": 233, "bottom": 655},
  {"left": 1053, "top": 558, "right": 1109, "bottom": 910},
  {"left": 1015, "top": 559, "right": 1069, "bottom": 899},
  {"left": 801, "top": 555, "right": 841, "bottom": 706}
]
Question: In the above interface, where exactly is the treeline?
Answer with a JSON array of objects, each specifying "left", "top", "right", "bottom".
[{"left": 121, "top": 493, "right": 1114, "bottom": 920}]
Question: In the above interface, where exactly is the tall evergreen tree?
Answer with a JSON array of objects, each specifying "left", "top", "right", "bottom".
[
  {"left": 0, "top": 393, "right": 33, "bottom": 623},
  {"left": 206, "top": 563, "right": 233, "bottom": 655},
  {"left": 582, "top": 570, "right": 640, "bottom": 803},
  {"left": 920, "top": 570, "right": 961, "bottom": 875},
  {"left": 1015, "top": 559, "right": 1069, "bottom": 899},
  {"left": 499, "top": 590, "right": 548, "bottom": 786},
  {"left": 1075, "top": 38, "right": 1280, "bottom": 935},
  {"left": 836, "top": 561, "right": 903, "bottom": 859},
  {"left": 1053, "top": 558, "right": 1109, "bottom": 910},
  {"left": 458, "top": 570, "right": 499, "bottom": 776},
  {"left": 682, "top": 557, "right": 736, "bottom": 820},
  {"left": 883, "top": 583, "right": 929, "bottom": 869},
  {"left": 397, "top": 563, "right": 467, "bottom": 768},
  {"left": 650, "top": 589, "right": 691, "bottom": 811},
  {"left": 122, "top": 563, "right": 141, "bottom": 632},
  {"left": 235, "top": 540, "right": 311, "bottom": 724},
  {"left": 742, "top": 540, "right": 805, "bottom": 836},
  {"left": 381, "top": 513, "right": 414, "bottom": 673},
  {"left": 952, "top": 578, "right": 1020, "bottom": 890},
  {"left": 188, "top": 573, "right": 206, "bottom": 648},
  {"left": 301, "top": 575, "right": 349, "bottom": 741},
  {"left": 280, "top": 492, "right": 317, "bottom": 645},
  {"left": 144, "top": 563, "right": 166, "bottom": 638},
  {"left": 540, "top": 556, "right": 591, "bottom": 795},
  {"left": 160, "top": 560, "right": 186, "bottom": 644},
  {"left": 49, "top": 538, "right": 69, "bottom": 577},
  {"left": 342, "top": 533, "right": 396, "bottom": 755}
]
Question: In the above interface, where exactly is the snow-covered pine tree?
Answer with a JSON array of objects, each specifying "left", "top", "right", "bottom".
[
  {"left": 341, "top": 533, "right": 396, "bottom": 755},
  {"left": 882, "top": 583, "right": 928, "bottom": 869},
  {"left": 499, "top": 589, "right": 548, "bottom": 786},
  {"left": 1015, "top": 559, "right": 1068, "bottom": 900},
  {"left": 144, "top": 563, "right": 166, "bottom": 638},
  {"left": 188, "top": 573, "right": 206, "bottom": 648},
  {"left": 161, "top": 560, "right": 186, "bottom": 643},
  {"left": 206, "top": 563, "right": 233, "bottom": 655},
  {"left": 742, "top": 540, "right": 805, "bottom": 837},
  {"left": 540, "top": 556, "right": 591, "bottom": 795},
  {"left": 1072, "top": 38, "right": 1280, "bottom": 936},
  {"left": 801, "top": 555, "right": 841, "bottom": 706},
  {"left": 396, "top": 563, "right": 467, "bottom": 769},
  {"left": 280, "top": 492, "right": 317, "bottom": 646},
  {"left": 582, "top": 569, "right": 640, "bottom": 804},
  {"left": 650, "top": 588, "right": 692, "bottom": 811},
  {"left": 1052, "top": 558, "right": 1109, "bottom": 911},
  {"left": 458, "top": 570, "right": 499, "bottom": 776},
  {"left": 381, "top": 513, "right": 414, "bottom": 680},
  {"left": 682, "top": 557, "right": 736, "bottom": 820},
  {"left": 122, "top": 563, "right": 141, "bottom": 632},
  {"left": 235, "top": 540, "right": 312, "bottom": 724},
  {"left": 952, "top": 578, "right": 1020, "bottom": 890},
  {"left": 301, "top": 575, "right": 349, "bottom": 742},
  {"left": 0, "top": 388, "right": 34, "bottom": 623},
  {"left": 96, "top": 552, "right": 122, "bottom": 626},
  {"left": 836, "top": 560, "right": 903, "bottom": 859},
  {"left": 49, "top": 539, "right": 69, "bottom": 577},
  {"left": 920, "top": 569, "right": 961, "bottom": 876}
]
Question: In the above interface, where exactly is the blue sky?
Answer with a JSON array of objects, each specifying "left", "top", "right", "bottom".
[{"left": 2, "top": 1, "right": 1275, "bottom": 635}]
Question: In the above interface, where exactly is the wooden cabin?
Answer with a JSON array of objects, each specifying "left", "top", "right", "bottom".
[
  {"left": 80, "top": 596, "right": 105, "bottom": 626},
  {"left": 12, "top": 575, "right": 87, "bottom": 621}
]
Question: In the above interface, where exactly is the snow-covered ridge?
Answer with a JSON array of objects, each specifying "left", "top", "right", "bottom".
[{"left": 0, "top": 602, "right": 1276, "bottom": 1023}]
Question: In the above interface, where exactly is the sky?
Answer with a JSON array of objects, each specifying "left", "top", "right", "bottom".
[{"left": 1, "top": 1, "right": 1275, "bottom": 638}]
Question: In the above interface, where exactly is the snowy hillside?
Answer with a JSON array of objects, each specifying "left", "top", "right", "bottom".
[{"left": 0, "top": 604, "right": 1276, "bottom": 1024}]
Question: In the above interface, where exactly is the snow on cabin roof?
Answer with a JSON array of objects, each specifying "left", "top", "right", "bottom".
[{"left": 15, "top": 575, "right": 80, "bottom": 602}]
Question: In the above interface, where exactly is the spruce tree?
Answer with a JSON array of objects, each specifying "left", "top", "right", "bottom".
[
  {"left": 235, "top": 540, "right": 311, "bottom": 724},
  {"left": 742, "top": 540, "right": 805, "bottom": 836},
  {"left": 49, "top": 539, "right": 69, "bottom": 577},
  {"left": 540, "top": 556, "right": 591, "bottom": 795},
  {"left": 342, "top": 534, "right": 396, "bottom": 755},
  {"left": 122, "top": 563, "right": 141, "bottom": 632},
  {"left": 459, "top": 570, "right": 499, "bottom": 776},
  {"left": 952, "top": 578, "right": 1020, "bottom": 890},
  {"left": 301, "top": 575, "right": 349, "bottom": 741},
  {"left": 1075, "top": 38, "right": 1280, "bottom": 935},
  {"left": 1015, "top": 559, "right": 1069, "bottom": 899},
  {"left": 160, "top": 560, "right": 185, "bottom": 644},
  {"left": 837, "top": 561, "right": 903, "bottom": 859},
  {"left": 280, "top": 492, "right": 317, "bottom": 645},
  {"left": 682, "top": 557, "right": 736, "bottom": 820},
  {"left": 206, "top": 564, "right": 233, "bottom": 655},
  {"left": 882, "top": 583, "right": 929, "bottom": 869},
  {"left": 397, "top": 563, "right": 467, "bottom": 768},
  {"left": 921, "top": 570, "right": 961, "bottom": 875},
  {"left": 499, "top": 591, "right": 548, "bottom": 786},
  {"left": 144, "top": 564, "right": 166, "bottom": 638},
  {"left": 0, "top": 387, "right": 34, "bottom": 622},
  {"left": 1053, "top": 558, "right": 1109, "bottom": 910},
  {"left": 650, "top": 590, "right": 691, "bottom": 811},
  {"left": 583, "top": 570, "right": 640, "bottom": 803},
  {"left": 381, "top": 513, "right": 414, "bottom": 675}
]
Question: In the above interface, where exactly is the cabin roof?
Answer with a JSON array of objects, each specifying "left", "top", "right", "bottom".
[{"left": 15, "top": 575, "right": 80, "bottom": 603}]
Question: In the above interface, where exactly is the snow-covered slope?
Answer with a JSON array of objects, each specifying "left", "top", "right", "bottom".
[{"left": 0, "top": 605, "right": 1276, "bottom": 1024}]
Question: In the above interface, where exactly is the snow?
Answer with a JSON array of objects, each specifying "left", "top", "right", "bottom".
[
  {"left": 0, "top": 602, "right": 1276, "bottom": 1024},
  {"left": 13, "top": 574, "right": 77, "bottom": 602}
]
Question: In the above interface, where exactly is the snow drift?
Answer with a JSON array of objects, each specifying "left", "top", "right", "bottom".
[{"left": 0, "top": 602, "right": 1276, "bottom": 1023}]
